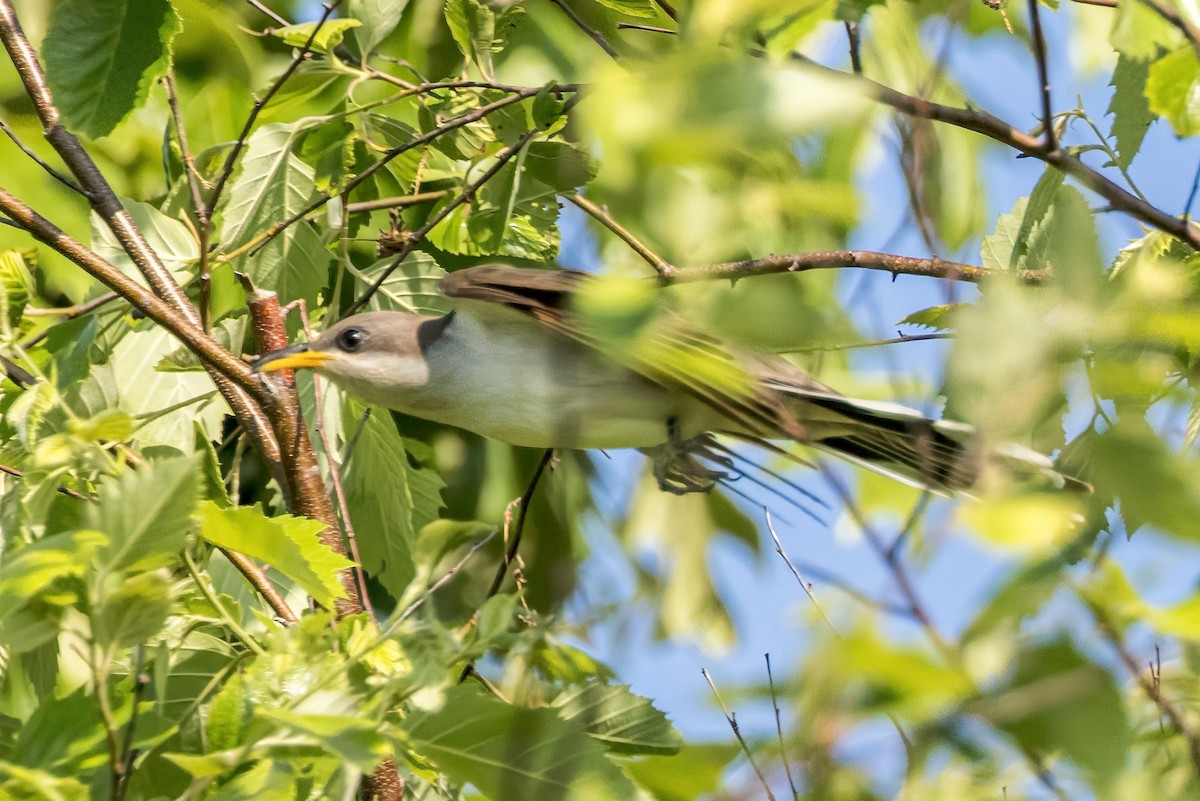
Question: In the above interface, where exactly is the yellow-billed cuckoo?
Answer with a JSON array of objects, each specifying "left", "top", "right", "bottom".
[{"left": 254, "top": 265, "right": 1079, "bottom": 494}]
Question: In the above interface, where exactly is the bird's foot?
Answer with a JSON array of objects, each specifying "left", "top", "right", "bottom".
[{"left": 644, "top": 433, "right": 734, "bottom": 495}]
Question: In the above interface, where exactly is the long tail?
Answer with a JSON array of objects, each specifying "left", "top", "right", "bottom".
[{"left": 766, "top": 382, "right": 1087, "bottom": 493}]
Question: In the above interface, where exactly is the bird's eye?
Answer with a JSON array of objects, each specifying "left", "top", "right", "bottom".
[{"left": 336, "top": 327, "right": 368, "bottom": 353}]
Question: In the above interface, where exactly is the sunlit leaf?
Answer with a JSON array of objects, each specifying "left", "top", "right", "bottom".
[{"left": 552, "top": 683, "right": 682, "bottom": 755}]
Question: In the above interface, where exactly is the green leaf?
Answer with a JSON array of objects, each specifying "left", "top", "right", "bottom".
[
  {"left": 975, "top": 638, "right": 1129, "bottom": 788},
  {"left": 1091, "top": 418, "right": 1200, "bottom": 539},
  {"left": 258, "top": 708, "right": 387, "bottom": 768},
  {"left": 0, "top": 250, "right": 34, "bottom": 334},
  {"left": 270, "top": 19, "right": 362, "bottom": 52},
  {"left": 220, "top": 122, "right": 329, "bottom": 305},
  {"left": 97, "top": 324, "right": 228, "bottom": 450},
  {"left": 405, "top": 686, "right": 636, "bottom": 801},
  {"left": 1012, "top": 168, "right": 1065, "bottom": 271},
  {"left": 625, "top": 743, "right": 740, "bottom": 801},
  {"left": 590, "top": 0, "right": 658, "bottom": 19},
  {"left": 898, "top": 303, "right": 961, "bottom": 331},
  {"left": 1110, "top": 0, "right": 1181, "bottom": 61},
  {"left": 156, "top": 317, "right": 246, "bottom": 373},
  {"left": 1107, "top": 54, "right": 1154, "bottom": 170},
  {"left": 552, "top": 683, "right": 682, "bottom": 755},
  {"left": 43, "top": 0, "right": 182, "bottom": 138},
  {"left": 341, "top": 397, "right": 443, "bottom": 601},
  {"left": 91, "top": 200, "right": 199, "bottom": 285},
  {"left": 1147, "top": 47, "right": 1200, "bottom": 138},
  {"left": 445, "top": 0, "right": 497, "bottom": 79},
  {"left": 207, "top": 673, "right": 253, "bottom": 751},
  {"left": 197, "top": 502, "right": 352, "bottom": 609},
  {"left": 0, "top": 530, "right": 105, "bottom": 621},
  {"left": 87, "top": 455, "right": 199, "bottom": 573},
  {"left": 93, "top": 571, "right": 173, "bottom": 650},
  {"left": 524, "top": 142, "right": 598, "bottom": 192},
  {"left": 349, "top": 253, "right": 450, "bottom": 315},
  {"left": 980, "top": 197, "right": 1026, "bottom": 272},
  {"left": 345, "top": 0, "right": 410, "bottom": 53}
]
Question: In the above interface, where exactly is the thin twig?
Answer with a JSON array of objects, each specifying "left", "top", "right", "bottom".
[
  {"left": 652, "top": 0, "right": 678, "bottom": 18},
  {"left": 343, "top": 189, "right": 451, "bottom": 214},
  {"left": 765, "top": 654, "right": 800, "bottom": 801},
  {"left": 112, "top": 646, "right": 149, "bottom": 801},
  {"left": 765, "top": 508, "right": 839, "bottom": 634},
  {"left": 616, "top": 22, "right": 675, "bottom": 34},
  {"left": 701, "top": 668, "right": 777, "bottom": 801},
  {"left": 254, "top": 87, "right": 545, "bottom": 250},
  {"left": 209, "top": 1, "right": 341, "bottom": 213},
  {"left": 549, "top": 0, "right": 620, "bottom": 60},
  {"left": 485, "top": 449, "right": 554, "bottom": 600},
  {"left": 348, "top": 124, "right": 549, "bottom": 313},
  {"left": 844, "top": 22, "right": 862, "bottom": 75},
  {"left": 567, "top": 193, "right": 674, "bottom": 278},
  {"left": 244, "top": 0, "right": 290, "bottom": 26},
  {"left": 161, "top": 70, "right": 212, "bottom": 330},
  {"left": 667, "top": 250, "right": 1043, "bottom": 285},
  {"left": 0, "top": 118, "right": 82, "bottom": 193},
  {"left": 0, "top": 462, "right": 88, "bottom": 500},
  {"left": 1089, "top": 600, "right": 1200, "bottom": 781},
  {"left": 396, "top": 530, "right": 497, "bottom": 623},
  {"left": 1027, "top": 0, "right": 1057, "bottom": 154}
]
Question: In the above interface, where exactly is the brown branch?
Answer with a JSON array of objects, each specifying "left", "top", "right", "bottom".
[
  {"left": 567, "top": 193, "right": 674, "bottom": 278},
  {"left": 844, "top": 22, "right": 863, "bottom": 75},
  {"left": 222, "top": 548, "right": 299, "bottom": 624},
  {"left": 0, "top": 462, "right": 88, "bottom": 500},
  {"left": 343, "top": 189, "right": 451, "bottom": 215},
  {"left": 653, "top": 0, "right": 679, "bottom": 20},
  {"left": 801, "top": 60, "right": 1200, "bottom": 250},
  {"left": 1090, "top": 601, "right": 1200, "bottom": 781},
  {"left": 701, "top": 668, "right": 777, "bottom": 801},
  {"left": 244, "top": 0, "right": 290, "bottom": 26},
  {"left": 1027, "top": 0, "right": 1058, "bottom": 154},
  {"left": 666, "top": 250, "right": 1045, "bottom": 285},
  {"left": 549, "top": 0, "right": 621, "bottom": 61},
  {"left": 0, "top": 2, "right": 200, "bottom": 327}
]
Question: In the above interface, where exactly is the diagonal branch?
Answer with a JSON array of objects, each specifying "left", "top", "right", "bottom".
[{"left": 667, "top": 250, "right": 1045, "bottom": 285}]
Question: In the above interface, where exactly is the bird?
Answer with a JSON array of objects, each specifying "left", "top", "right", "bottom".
[{"left": 253, "top": 264, "right": 1082, "bottom": 497}]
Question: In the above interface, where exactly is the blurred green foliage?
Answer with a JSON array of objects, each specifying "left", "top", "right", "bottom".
[{"left": 0, "top": 0, "right": 1198, "bottom": 799}]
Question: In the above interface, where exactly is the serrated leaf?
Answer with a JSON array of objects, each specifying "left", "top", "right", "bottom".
[
  {"left": 43, "top": 0, "right": 181, "bottom": 138},
  {"left": 270, "top": 19, "right": 362, "bottom": 51},
  {"left": 445, "top": 0, "right": 497, "bottom": 79},
  {"left": 0, "top": 250, "right": 34, "bottom": 335},
  {"left": 1012, "top": 169, "right": 1065, "bottom": 271},
  {"left": 350, "top": 253, "right": 451, "bottom": 315},
  {"left": 899, "top": 303, "right": 961, "bottom": 331},
  {"left": 981, "top": 196, "right": 1026, "bottom": 272},
  {"left": 552, "top": 683, "right": 682, "bottom": 755},
  {"left": 87, "top": 455, "right": 199, "bottom": 573},
  {"left": 220, "top": 122, "right": 329, "bottom": 305},
  {"left": 1107, "top": 54, "right": 1154, "bottom": 170},
  {"left": 197, "top": 502, "right": 352, "bottom": 608},
  {"left": 626, "top": 743, "right": 740, "bottom": 801},
  {"left": 1147, "top": 47, "right": 1200, "bottom": 138},
  {"left": 259, "top": 708, "right": 387, "bottom": 768},
  {"left": 0, "top": 530, "right": 105, "bottom": 621},
  {"left": 340, "top": 398, "right": 443, "bottom": 601},
  {"left": 405, "top": 686, "right": 636, "bottom": 801}
]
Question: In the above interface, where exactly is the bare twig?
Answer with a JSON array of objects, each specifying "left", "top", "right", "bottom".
[
  {"left": 567, "top": 193, "right": 674, "bottom": 278},
  {"left": 222, "top": 548, "right": 300, "bottom": 625},
  {"left": 844, "top": 22, "right": 863, "bottom": 75},
  {"left": 1027, "top": 0, "right": 1058, "bottom": 154},
  {"left": 616, "top": 22, "right": 675, "bottom": 34},
  {"left": 343, "top": 189, "right": 451, "bottom": 215},
  {"left": 549, "top": 0, "right": 621, "bottom": 61},
  {"left": 349, "top": 125, "right": 548, "bottom": 313},
  {"left": 209, "top": 1, "right": 341, "bottom": 214},
  {"left": 162, "top": 71, "right": 212, "bottom": 330},
  {"left": 765, "top": 508, "right": 839, "bottom": 634},
  {"left": 244, "top": 0, "right": 290, "bottom": 26},
  {"left": 667, "top": 250, "right": 1044, "bottom": 285},
  {"left": 254, "top": 87, "right": 545, "bottom": 250},
  {"left": 1090, "top": 601, "right": 1200, "bottom": 781},
  {"left": 801, "top": 59, "right": 1200, "bottom": 249},
  {"left": 0, "top": 462, "right": 88, "bottom": 500},
  {"left": 485, "top": 449, "right": 554, "bottom": 600},
  {"left": 765, "top": 654, "right": 800, "bottom": 801},
  {"left": 112, "top": 646, "right": 149, "bottom": 801},
  {"left": 653, "top": 0, "right": 678, "bottom": 19},
  {"left": 702, "top": 668, "right": 777, "bottom": 801},
  {"left": 0, "top": 118, "right": 81, "bottom": 193}
]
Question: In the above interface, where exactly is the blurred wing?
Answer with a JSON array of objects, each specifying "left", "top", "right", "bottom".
[{"left": 439, "top": 265, "right": 805, "bottom": 439}]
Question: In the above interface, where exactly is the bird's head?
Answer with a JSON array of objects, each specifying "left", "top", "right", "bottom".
[{"left": 253, "top": 311, "right": 445, "bottom": 399}]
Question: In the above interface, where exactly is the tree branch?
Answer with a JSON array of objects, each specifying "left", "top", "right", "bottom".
[
  {"left": 1027, "top": 0, "right": 1058, "bottom": 154},
  {"left": 803, "top": 61, "right": 1200, "bottom": 250},
  {"left": 567, "top": 193, "right": 674, "bottom": 278},
  {"left": 666, "top": 250, "right": 1045, "bottom": 285}
]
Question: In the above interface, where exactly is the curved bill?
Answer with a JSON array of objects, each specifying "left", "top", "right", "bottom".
[{"left": 253, "top": 342, "right": 335, "bottom": 373}]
